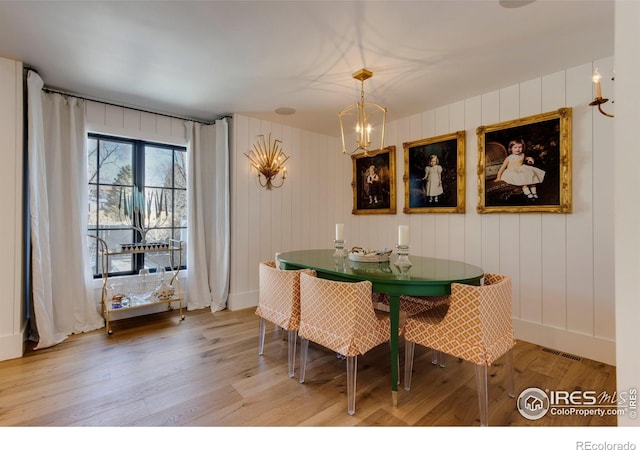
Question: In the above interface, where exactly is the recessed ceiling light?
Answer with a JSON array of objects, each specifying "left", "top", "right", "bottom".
[
  {"left": 499, "top": 0, "right": 535, "bottom": 8},
  {"left": 275, "top": 107, "right": 296, "bottom": 115}
]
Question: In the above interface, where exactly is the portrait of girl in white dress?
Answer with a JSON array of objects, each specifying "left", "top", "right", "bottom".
[
  {"left": 496, "top": 138, "right": 545, "bottom": 200},
  {"left": 421, "top": 154, "right": 443, "bottom": 203}
]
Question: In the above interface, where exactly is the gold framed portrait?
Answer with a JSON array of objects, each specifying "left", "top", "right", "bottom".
[
  {"left": 477, "top": 107, "right": 572, "bottom": 214},
  {"left": 351, "top": 146, "right": 397, "bottom": 215},
  {"left": 402, "top": 131, "right": 465, "bottom": 214}
]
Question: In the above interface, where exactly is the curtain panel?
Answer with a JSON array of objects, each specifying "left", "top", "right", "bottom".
[
  {"left": 27, "top": 71, "right": 103, "bottom": 349},
  {"left": 185, "top": 119, "right": 230, "bottom": 311}
]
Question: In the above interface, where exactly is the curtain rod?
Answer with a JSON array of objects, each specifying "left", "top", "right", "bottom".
[
  {"left": 40, "top": 86, "right": 230, "bottom": 126},
  {"left": 26, "top": 68, "right": 230, "bottom": 126}
]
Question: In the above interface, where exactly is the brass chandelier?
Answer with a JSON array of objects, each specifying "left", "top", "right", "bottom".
[{"left": 338, "top": 68, "right": 387, "bottom": 156}]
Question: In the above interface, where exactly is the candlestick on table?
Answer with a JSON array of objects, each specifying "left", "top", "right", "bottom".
[
  {"left": 336, "top": 223, "right": 344, "bottom": 241},
  {"left": 398, "top": 225, "right": 409, "bottom": 246}
]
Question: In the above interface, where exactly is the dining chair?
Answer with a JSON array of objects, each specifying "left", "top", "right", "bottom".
[
  {"left": 255, "top": 261, "right": 316, "bottom": 378},
  {"left": 372, "top": 292, "right": 450, "bottom": 316},
  {"left": 372, "top": 291, "right": 450, "bottom": 367},
  {"left": 298, "top": 272, "right": 391, "bottom": 415},
  {"left": 402, "top": 273, "right": 516, "bottom": 426}
]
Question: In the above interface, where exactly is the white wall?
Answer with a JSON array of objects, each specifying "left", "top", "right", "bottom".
[
  {"left": 230, "top": 58, "right": 616, "bottom": 366},
  {"left": 614, "top": 0, "right": 640, "bottom": 427},
  {"left": 0, "top": 56, "right": 25, "bottom": 360}
]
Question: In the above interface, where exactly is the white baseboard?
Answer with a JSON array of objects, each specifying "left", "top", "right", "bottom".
[
  {"left": 0, "top": 325, "right": 27, "bottom": 362},
  {"left": 227, "top": 289, "right": 258, "bottom": 311},
  {"left": 513, "top": 318, "right": 615, "bottom": 366}
]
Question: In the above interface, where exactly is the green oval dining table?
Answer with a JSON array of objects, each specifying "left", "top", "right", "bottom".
[{"left": 278, "top": 249, "right": 484, "bottom": 407}]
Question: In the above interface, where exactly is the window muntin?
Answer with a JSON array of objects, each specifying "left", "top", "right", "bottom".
[{"left": 88, "top": 134, "right": 187, "bottom": 277}]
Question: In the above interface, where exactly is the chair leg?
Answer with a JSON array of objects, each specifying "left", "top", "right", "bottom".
[
  {"left": 346, "top": 355, "right": 358, "bottom": 415},
  {"left": 430, "top": 349, "right": 446, "bottom": 367},
  {"left": 287, "top": 329, "right": 297, "bottom": 378},
  {"left": 505, "top": 349, "right": 515, "bottom": 398},
  {"left": 258, "top": 317, "right": 266, "bottom": 355},
  {"left": 299, "top": 338, "right": 309, "bottom": 383},
  {"left": 438, "top": 351, "right": 446, "bottom": 368},
  {"left": 404, "top": 340, "right": 415, "bottom": 391},
  {"left": 475, "top": 364, "right": 489, "bottom": 426}
]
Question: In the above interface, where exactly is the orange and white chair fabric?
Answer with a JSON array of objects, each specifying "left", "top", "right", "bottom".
[
  {"left": 372, "top": 291, "right": 450, "bottom": 316},
  {"left": 255, "top": 261, "right": 316, "bottom": 378},
  {"left": 371, "top": 291, "right": 450, "bottom": 366},
  {"left": 402, "top": 273, "right": 516, "bottom": 426},
  {"left": 298, "top": 272, "right": 390, "bottom": 415}
]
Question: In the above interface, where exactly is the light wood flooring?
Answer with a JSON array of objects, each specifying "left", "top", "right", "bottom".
[{"left": 0, "top": 307, "right": 617, "bottom": 427}]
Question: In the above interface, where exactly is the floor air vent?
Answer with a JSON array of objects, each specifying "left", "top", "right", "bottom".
[{"left": 542, "top": 347, "right": 582, "bottom": 362}]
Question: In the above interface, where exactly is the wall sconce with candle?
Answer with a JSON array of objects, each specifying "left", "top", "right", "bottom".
[
  {"left": 589, "top": 67, "right": 614, "bottom": 118},
  {"left": 244, "top": 133, "right": 289, "bottom": 190}
]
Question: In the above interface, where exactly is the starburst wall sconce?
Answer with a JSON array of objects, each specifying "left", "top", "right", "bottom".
[{"left": 244, "top": 133, "right": 289, "bottom": 190}]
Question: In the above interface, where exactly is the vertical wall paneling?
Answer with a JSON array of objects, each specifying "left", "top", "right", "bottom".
[
  {"left": 0, "top": 57, "right": 24, "bottom": 361},
  {"left": 463, "top": 96, "right": 483, "bottom": 270},
  {"left": 540, "top": 72, "right": 569, "bottom": 329},
  {"left": 448, "top": 101, "right": 466, "bottom": 262},
  {"left": 590, "top": 57, "right": 615, "bottom": 340},
  {"left": 541, "top": 71, "right": 567, "bottom": 112},
  {"left": 411, "top": 112, "right": 430, "bottom": 256},
  {"left": 247, "top": 117, "right": 262, "bottom": 288},
  {"left": 86, "top": 101, "right": 106, "bottom": 126},
  {"left": 229, "top": 58, "right": 616, "bottom": 364},
  {"left": 140, "top": 111, "right": 157, "bottom": 135},
  {"left": 279, "top": 125, "right": 293, "bottom": 256},
  {"left": 479, "top": 91, "right": 501, "bottom": 274},
  {"left": 519, "top": 78, "right": 542, "bottom": 117},
  {"left": 231, "top": 114, "right": 249, "bottom": 297},
  {"left": 123, "top": 108, "right": 141, "bottom": 132},
  {"left": 614, "top": 0, "right": 640, "bottom": 424},
  {"left": 434, "top": 105, "right": 451, "bottom": 259},
  {"left": 564, "top": 69, "right": 595, "bottom": 335},
  {"left": 497, "top": 84, "right": 521, "bottom": 305},
  {"left": 105, "top": 104, "right": 124, "bottom": 129},
  {"left": 519, "top": 216, "right": 543, "bottom": 323},
  {"left": 270, "top": 123, "right": 284, "bottom": 259}
]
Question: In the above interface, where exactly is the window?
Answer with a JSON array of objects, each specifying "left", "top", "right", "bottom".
[{"left": 88, "top": 134, "right": 187, "bottom": 277}]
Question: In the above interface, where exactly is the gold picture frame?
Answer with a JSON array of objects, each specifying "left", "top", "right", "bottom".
[
  {"left": 477, "top": 107, "right": 572, "bottom": 214},
  {"left": 402, "top": 131, "right": 465, "bottom": 214},
  {"left": 351, "top": 146, "right": 396, "bottom": 215}
]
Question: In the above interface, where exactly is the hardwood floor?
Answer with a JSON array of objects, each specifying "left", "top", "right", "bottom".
[{"left": 0, "top": 307, "right": 617, "bottom": 427}]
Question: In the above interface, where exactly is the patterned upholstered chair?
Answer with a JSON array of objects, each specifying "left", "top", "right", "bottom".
[
  {"left": 372, "top": 291, "right": 450, "bottom": 367},
  {"left": 402, "top": 273, "right": 516, "bottom": 426},
  {"left": 298, "top": 273, "right": 390, "bottom": 415},
  {"left": 256, "top": 261, "right": 316, "bottom": 378}
]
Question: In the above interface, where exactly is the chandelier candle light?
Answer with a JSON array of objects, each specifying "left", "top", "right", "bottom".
[
  {"left": 339, "top": 68, "right": 387, "bottom": 156},
  {"left": 244, "top": 133, "right": 289, "bottom": 190}
]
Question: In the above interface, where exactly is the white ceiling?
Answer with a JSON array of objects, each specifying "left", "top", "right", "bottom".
[{"left": 0, "top": 1, "right": 614, "bottom": 137}]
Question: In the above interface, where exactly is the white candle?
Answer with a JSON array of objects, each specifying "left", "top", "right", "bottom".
[
  {"left": 335, "top": 223, "right": 344, "bottom": 241},
  {"left": 592, "top": 68, "right": 603, "bottom": 98},
  {"left": 398, "top": 225, "right": 409, "bottom": 246}
]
